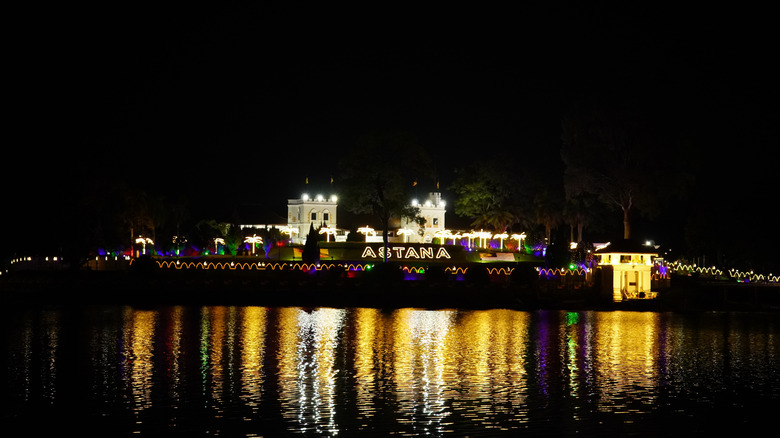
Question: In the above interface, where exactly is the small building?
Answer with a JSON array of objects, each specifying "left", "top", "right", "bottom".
[
  {"left": 287, "top": 193, "right": 349, "bottom": 244},
  {"left": 400, "top": 192, "right": 447, "bottom": 243},
  {"left": 594, "top": 239, "right": 659, "bottom": 302}
]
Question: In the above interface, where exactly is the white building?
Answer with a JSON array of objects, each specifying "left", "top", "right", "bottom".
[
  {"left": 595, "top": 240, "right": 659, "bottom": 302},
  {"left": 400, "top": 192, "right": 447, "bottom": 243},
  {"left": 287, "top": 193, "right": 348, "bottom": 244}
]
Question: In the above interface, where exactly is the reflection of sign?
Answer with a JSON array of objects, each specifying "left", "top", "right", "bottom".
[{"left": 361, "top": 246, "right": 451, "bottom": 260}]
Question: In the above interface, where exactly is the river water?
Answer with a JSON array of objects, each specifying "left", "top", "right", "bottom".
[{"left": 2, "top": 304, "right": 779, "bottom": 437}]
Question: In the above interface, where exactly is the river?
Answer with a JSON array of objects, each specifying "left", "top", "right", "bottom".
[{"left": 2, "top": 304, "right": 778, "bottom": 437}]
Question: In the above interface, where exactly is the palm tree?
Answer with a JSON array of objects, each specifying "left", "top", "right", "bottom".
[{"left": 533, "top": 190, "right": 562, "bottom": 244}]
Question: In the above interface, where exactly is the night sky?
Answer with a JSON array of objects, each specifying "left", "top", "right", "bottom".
[{"left": 6, "top": 4, "right": 778, "bottom": 266}]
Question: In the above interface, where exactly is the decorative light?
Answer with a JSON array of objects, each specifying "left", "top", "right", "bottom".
[
  {"left": 280, "top": 226, "right": 298, "bottom": 244},
  {"left": 244, "top": 234, "right": 263, "bottom": 254},
  {"left": 494, "top": 232, "right": 508, "bottom": 249},
  {"left": 213, "top": 237, "right": 225, "bottom": 254},
  {"left": 434, "top": 229, "right": 452, "bottom": 244},
  {"left": 357, "top": 226, "right": 376, "bottom": 242},
  {"left": 462, "top": 232, "right": 477, "bottom": 248},
  {"left": 135, "top": 236, "right": 153, "bottom": 255},
  {"left": 476, "top": 230, "right": 492, "bottom": 248},
  {"left": 511, "top": 233, "right": 526, "bottom": 251},
  {"left": 319, "top": 226, "right": 337, "bottom": 242},
  {"left": 397, "top": 228, "right": 414, "bottom": 242}
]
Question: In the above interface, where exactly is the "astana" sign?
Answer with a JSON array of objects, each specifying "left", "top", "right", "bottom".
[{"left": 361, "top": 245, "right": 452, "bottom": 260}]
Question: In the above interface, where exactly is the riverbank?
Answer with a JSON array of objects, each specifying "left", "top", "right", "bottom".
[{"left": 1, "top": 268, "right": 778, "bottom": 312}]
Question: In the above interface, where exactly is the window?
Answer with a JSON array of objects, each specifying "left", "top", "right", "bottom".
[
  {"left": 620, "top": 255, "right": 632, "bottom": 263},
  {"left": 311, "top": 212, "right": 317, "bottom": 221},
  {"left": 323, "top": 212, "right": 329, "bottom": 221},
  {"left": 433, "top": 218, "right": 439, "bottom": 226}
]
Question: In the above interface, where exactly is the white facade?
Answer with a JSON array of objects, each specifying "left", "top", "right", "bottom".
[
  {"left": 400, "top": 192, "right": 446, "bottom": 243},
  {"left": 287, "top": 194, "right": 347, "bottom": 244},
  {"left": 595, "top": 242, "right": 658, "bottom": 302}
]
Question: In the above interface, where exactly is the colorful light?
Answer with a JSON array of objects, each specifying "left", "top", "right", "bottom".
[{"left": 511, "top": 233, "right": 527, "bottom": 252}]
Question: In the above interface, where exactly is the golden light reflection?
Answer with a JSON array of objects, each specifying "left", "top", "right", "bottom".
[
  {"left": 352, "top": 307, "right": 384, "bottom": 424},
  {"left": 163, "top": 306, "right": 184, "bottom": 412},
  {"left": 592, "top": 311, "right": 662, "bottom": 412},
  {"left": 448, "top": 310, "right": 531, "bottom": 428},
  {"left": 239, "top": 306, "right": 267, "bottom": 416},
  {"left": 7, "top": 305, "right": 780, "bottom": 435},
  {"left": 122, "top": 307, "right": 157, "bottom": 425}
]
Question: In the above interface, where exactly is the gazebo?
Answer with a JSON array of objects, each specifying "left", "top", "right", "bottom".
[{"left": 594, "top": 239, "right": 659, "bottom": 302}]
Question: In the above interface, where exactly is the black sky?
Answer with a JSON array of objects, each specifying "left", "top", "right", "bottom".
[{"left": 6, "top": 3, "right": 778, "bottom": 261}]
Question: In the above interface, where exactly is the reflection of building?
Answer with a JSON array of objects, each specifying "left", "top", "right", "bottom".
[
  {"left": 595, "top": 240, "right": 659, "bottom": 302},
  {"left": 287, "top": 194, "right": 348, "bottom": 244},
  {"left": 400, "top": 192, "right": 446, "bottom": 243}
]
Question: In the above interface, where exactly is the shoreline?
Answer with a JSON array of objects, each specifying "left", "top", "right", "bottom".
[{"left": 2, "top": 269, "right": 778, "bottom": 313}]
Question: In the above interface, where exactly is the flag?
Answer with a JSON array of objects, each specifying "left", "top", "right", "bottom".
[
  {"left": 412, "top": 180, "right": 417, "bottom": 187},
  {"left": 305, "top": 177, "right": 309, "bottom": 184}
]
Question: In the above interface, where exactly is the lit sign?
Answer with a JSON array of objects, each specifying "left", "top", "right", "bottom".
[{"left": 361, "top": 245, "right": 451, "bottom": 260}]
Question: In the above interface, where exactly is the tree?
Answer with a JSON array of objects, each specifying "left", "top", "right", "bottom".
[
  {"left": 339, "top": 130, "right": 433, "bottom": 262},
  {"left": 562, "top": 193, "right": 598, "bottom": 243},
  {"left": 560, "top": 97, "right": 692, "bottom": 239},
  {"left": 532, "top": 188, "right": 562, "bottom": 245},
  {"left": 302, "top": 222, "right": 320, "bottom": 263},
  {"left": 450, "top": 158, "right": 519, "bottom": 232}
]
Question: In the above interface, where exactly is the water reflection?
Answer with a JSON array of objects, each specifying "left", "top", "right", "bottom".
[
  {"left": 3, "top": 305, "right": 779, "bottom": 436},
  {"left": 278, "top": 307, "right": 345, "bottom": 435}
]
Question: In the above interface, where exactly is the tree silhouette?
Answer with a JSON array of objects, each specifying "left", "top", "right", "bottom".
[
  {"left": 561, "top": 98, "right": 692, "bottom": 239},
  {"left": 302, "top": 222, "right": 320, "bottom": 263},
  {"left": 339, "top": 130, "right": 432, "bottom": 262},
  {"left": 451, "top": 158, "right": 519, "bottom": 232}
]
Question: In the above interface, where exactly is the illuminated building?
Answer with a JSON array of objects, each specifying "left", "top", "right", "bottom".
[
  {"left": 594, "top": 240, "right": 659, "bottom": 302},
  {"left": 400, "top": 192, "right": 447, "bottom": 243},
  {"left": 286, "top": 194, "right": 348, "bottom": 244}
]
